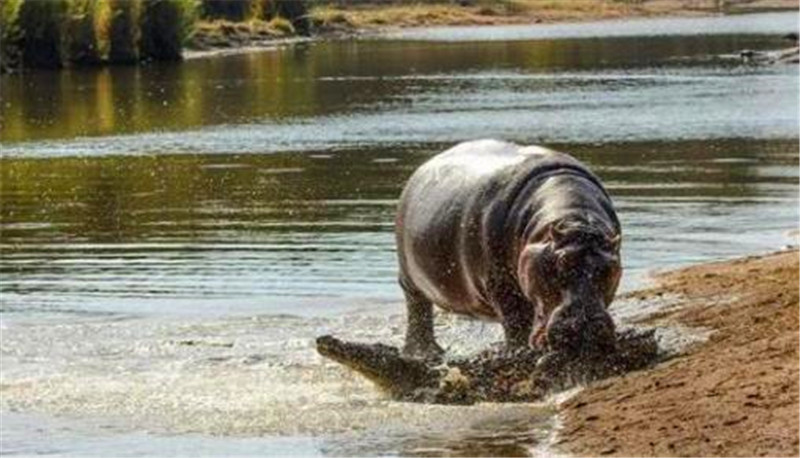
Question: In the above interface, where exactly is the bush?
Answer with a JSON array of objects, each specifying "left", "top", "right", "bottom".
[
  {"left": 267, "top": 0, "right": 309, "bottom": 35},
  {"left": 267, "top": 15, "right": 294, "bottom": 35},
  {"left": 0, "top": 0, "right": 24, "bottom": 72},
  {"left": 17, "top": 0, "right": 69, "bottom": 68},
  {"left": 201, "top": 0, "right": 252, "bottom": 20},
  {"left": 66, "top": 0, "right": 102, "bottom": 64},
  {"left": 250, "top": 0, "right": 270, "bottom": 20},
  {"left": 108, "top": 0, "right": 140, "bottom": 63},
  {"left": 139, "top": 0, "right": 198, "bottom": 61},
  {"left": 177, "top": 0, "right": 200, "bottom": 45}
]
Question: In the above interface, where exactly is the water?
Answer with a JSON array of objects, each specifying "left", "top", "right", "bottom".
[{"left": 1, "top": 11, "right": 798, "bottom": 456}]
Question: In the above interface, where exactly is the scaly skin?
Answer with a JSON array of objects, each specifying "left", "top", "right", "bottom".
[{"left": 316, "top": 328, "right": 659, "bottom": 405}]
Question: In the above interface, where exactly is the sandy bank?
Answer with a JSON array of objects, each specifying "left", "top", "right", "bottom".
[
  {"left": 185, "top": 0, "right": 798, "bottom": 58},
  {"left": 310, "top": 0, "right": 798, "bottom": 32},
  {"left": 557, "top": 248, "right": 799, "bottom": 456}
]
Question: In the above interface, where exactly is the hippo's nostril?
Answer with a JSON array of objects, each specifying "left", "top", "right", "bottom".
[
  {"left": 545, "top": 311, "right": 617, "bottom": 354},
  {"left": 583, "top": 313, "right": 617, "bottom": 351},
  {"left": 545, "top": 317, "right": 581, "bottom": 352}
]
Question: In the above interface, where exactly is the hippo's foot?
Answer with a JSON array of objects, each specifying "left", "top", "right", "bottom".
[
  {"left": 316, "top": 327, "right": 660, "bottom": 405},
  {"left": 401, "top": 340, "right": 445, "bottom": 363}
]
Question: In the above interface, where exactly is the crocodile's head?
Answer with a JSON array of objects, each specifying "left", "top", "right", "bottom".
[{"left": 316, "top": 335, "right": 438, "bottom": 395}]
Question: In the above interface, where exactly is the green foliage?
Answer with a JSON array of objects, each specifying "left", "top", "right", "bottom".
[
  {"left": 267, "top": 15, "right": 294, "bottom": 35},
  {"left": 176, "top": 0, "right": 200, "bottom": 43},
  {"left": 139, "top": 0, "right": 198, "bottom": 61},
  {"left": 250, "top": 0, "right": 271, "bottom": 20},
  {"left": 5, "top": 0, "right": 310, "bottom": 69},
  {"left": 0, "top": 0, "right": 24, "bottom": 72},
  {"left": 267, "top": 0, "right": 309, "bottom": 35},
  {"left": 108, "top": 0, "right": 140, "bottom": 63},
  {"left": 201, "top": 0, "right": 252, "bottom": 21},
  {"left": 17, "top": 0, "right": 69, "bottom": 69},
  {"left": 66, "top": 0, "right": 102, "bottom": 64}
]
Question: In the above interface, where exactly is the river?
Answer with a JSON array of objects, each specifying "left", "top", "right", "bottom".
[{"left": 0, "top": 11, "right": 798, "bottom": 457}]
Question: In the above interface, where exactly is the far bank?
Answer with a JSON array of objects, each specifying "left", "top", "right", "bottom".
[
  {"left": 2, "top": 0, "right": 797, "bottom": 73},
  {"left": 192, "top": 0, "right": 800, "bottom": 58}
]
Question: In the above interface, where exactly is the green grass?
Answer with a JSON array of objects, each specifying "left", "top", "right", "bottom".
[{"left": 267, "top": 15, "right": 294, "bottom": 35}]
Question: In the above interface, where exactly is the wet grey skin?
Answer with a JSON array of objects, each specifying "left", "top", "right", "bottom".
[{"left": 395, "top": 140, "right": 622, "bottom": 360}]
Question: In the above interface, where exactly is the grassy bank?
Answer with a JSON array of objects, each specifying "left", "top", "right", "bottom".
[
  {"left": 309, "top": 0, "right": 799, "bottom": 31},
  {"left": 558, "top": 248, "right": 799, "bottom": 456},
  {"left": 0, "top": 0, "right": 308, "bottom": 72},
  {"left": 3, "top": 0, "right": 796, "bottom": 71}
]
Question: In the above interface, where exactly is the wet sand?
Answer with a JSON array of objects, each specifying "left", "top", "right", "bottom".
[{"left": 557, "top": 248, "right": 799, "bottom": 456}]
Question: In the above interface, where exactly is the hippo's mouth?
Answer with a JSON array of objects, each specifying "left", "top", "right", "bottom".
[{"left": 316, "top": 328, "right": 659, "bottom": 405}]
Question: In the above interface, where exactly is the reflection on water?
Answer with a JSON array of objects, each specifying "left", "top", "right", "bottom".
[
  {"left": 0, "top": 11, "right": 798, "bottom": 457},
  {"left": 1, "top": 140, "right": 796, "bottom": 316},
  {"left": 1, "top": 13, "right": 797, "bottom": 143},
  {"left": 3, "top": 66, "right": 799, "bottom": 157}
]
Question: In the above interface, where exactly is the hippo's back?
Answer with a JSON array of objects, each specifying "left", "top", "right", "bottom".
[
  {"left": 399, "top": 140, "right": 547, "bottom": 234},
  {"left": 396, "top": 139, "right": 583, "bottom": 318}
]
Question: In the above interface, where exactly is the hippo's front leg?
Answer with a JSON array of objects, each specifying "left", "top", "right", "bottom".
[
  {"left": 496, "top": 294, "right": 535, "bottom": 351},
  {"left": 401, "top": 280, "right": 444, "bottom": 360}
]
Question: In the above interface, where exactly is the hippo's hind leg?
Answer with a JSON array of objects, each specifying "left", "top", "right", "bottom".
[{"left": 400, "top": 278, "right": 444, "bottom": 360}]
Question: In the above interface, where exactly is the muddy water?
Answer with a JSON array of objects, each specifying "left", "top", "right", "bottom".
[{"left": 1, "top": 12, "right": 798, "bottom": 456}]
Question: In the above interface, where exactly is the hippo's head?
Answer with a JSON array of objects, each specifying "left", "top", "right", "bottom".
[{"left": 518, "top": 216, "right": 622, "bottom": 355}]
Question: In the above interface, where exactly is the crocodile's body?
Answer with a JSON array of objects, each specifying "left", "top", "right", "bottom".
[{"left": 316, "top": 328, "right": 658, "bottom": 404}]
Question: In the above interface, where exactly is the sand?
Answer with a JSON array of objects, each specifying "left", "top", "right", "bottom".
[
  {"left": 557, "top": 249, "right": 799, "bottom": 457},
  {"left": 308, "top": 0, "right": 798, "bottom": 31}
]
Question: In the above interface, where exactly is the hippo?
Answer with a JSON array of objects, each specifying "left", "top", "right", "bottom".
[{"left": 396, "top": 140, "right": 622, "bottom": 359}]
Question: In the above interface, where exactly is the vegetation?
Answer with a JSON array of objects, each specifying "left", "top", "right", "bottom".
[
  {"left": 139, "top": 0, "right": 199, "bottom": 61},
  {"left": 107, "top": 0, "right": 140, "bottom": 64},
  {"left": 307, "top": 0, "right": 799, "bottom": 30},
  {"left": 0, "top": 0, "right": 308, "bottom": 72},
  {"left": 267, "top": 15, "right": 295, "bottom": 36},
  {"left": 65, "top": 0, "right": 104, "bottom": 65},
  {"left": 201, "top": 0, "right": 253, "bottom": 21},
  {"left": 1, "top": 0, "right": 793, "bottom": 72},
  {"left": 267, "top": 0, "right": 309, "bottom": 35},
  {"left": 16, "top": 0, "right": 68, "bottom": 69},
  {"left": 0, "top": 0, "right": 24, "bottom": 72}
]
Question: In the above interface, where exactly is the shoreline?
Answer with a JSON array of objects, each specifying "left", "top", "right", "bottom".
[
  {"left": 555, "top": 247, "right": 799, "bottom": 456},
  {"left": 184, "top": 1, "right": 798, "bottom": 59},
  {"left": 308, "top": 0, "right": 798, "bottom": 30},
  {"left": 3, "top": 2, "right": 795, "bottom": 71}
]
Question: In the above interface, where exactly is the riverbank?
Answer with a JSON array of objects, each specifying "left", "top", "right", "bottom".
[
  {"left": 183, "top": 0, "right": 800, "bottom": 57},
  {"left": 557, "top": 248, "right": 799, "bottom": 456},
  {"left": 3, "top": 1, "right": 795, "bottom": 72},
  {"left": 307, "top": 0, "right": 798, "bottom": 34}
]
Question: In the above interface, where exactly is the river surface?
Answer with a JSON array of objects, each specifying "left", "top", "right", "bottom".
[{"left": 1, "top": 11, "right": 798, "bottom": 457}]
